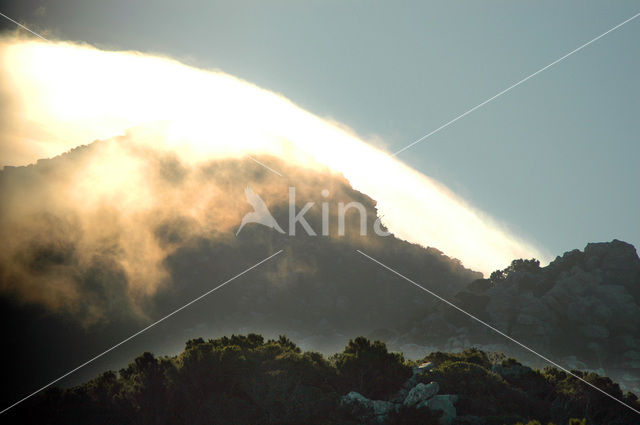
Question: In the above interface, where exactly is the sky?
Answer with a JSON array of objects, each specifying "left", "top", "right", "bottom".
[
  {"left": 1, "top": 0, "right": 639, "bottom": 263},
  {"left": 0, "top": 39, "right": 544, "bottom": 275}
]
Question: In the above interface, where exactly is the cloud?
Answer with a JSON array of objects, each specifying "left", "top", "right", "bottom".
[{"left": 0, "top": 36, "right": 548, "bottom": 283}]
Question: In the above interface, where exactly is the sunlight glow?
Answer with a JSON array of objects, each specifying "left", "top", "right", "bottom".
[{"left": 0, "top": 37, "right": 548, "bottom": 274}]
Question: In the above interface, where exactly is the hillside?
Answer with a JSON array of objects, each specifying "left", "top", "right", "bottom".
[
  {"left": 1, "top": 137, "right": 639, "bottom": 419},
  {"left": 386, "top": 240, "right": 640, "bottom": 395},
  {"left": 6, "top": 334, "right": 639, "bottom": 425},
  {"left": 0, "top": 138, "right": 479, "bottom": 406}
]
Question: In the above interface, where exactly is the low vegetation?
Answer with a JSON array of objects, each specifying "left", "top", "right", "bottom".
[{"left": 7, "top": 335, "right": 638, "bottom": 425}]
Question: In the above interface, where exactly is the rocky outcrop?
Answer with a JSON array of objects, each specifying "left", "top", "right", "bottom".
[
  {"left": 389, "top": 362, "right": 434, "bottom": 403},
  {"left": 340, "top": 366, "right": 458, "bottom": 425},
  {"left": 391, "top": 240, "right": 640, "bottom": 394},
  {"left": 422, "top": 395, "right": 458, "bottom": 425},
  {"left": 340, "top": 391, "right": 396, "bottom": 424},
  {"left": 404, "top": 381, "right": 439, "bottom": 407}
]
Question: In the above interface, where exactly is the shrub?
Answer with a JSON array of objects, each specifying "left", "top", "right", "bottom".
[
  {"left": 423, "top": 347, "right": 492, "bottom": 370},
  {"left": 332, "top": 337, "right": 411, "bottom": 399},
  {"left": 428, "top": 361, "right": 535, "bottom": 418}
]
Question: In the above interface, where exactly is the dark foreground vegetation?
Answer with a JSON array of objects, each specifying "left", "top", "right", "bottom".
[{"left": 7, "top": 334, "right": 639, "bottom": 425}]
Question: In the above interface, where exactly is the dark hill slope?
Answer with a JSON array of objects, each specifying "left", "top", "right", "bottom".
[
  {"left": 389, "top": 240, "right": 640, "bottom": 395},
  {"left": 0, "top": 138, "right": 479, "bottom": 407}
]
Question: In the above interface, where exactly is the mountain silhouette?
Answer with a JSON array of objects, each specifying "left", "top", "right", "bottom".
[
  {"left": 0, "top": 136, "right": 638, "bottom": 411},
  {"left": 0, "top": 137, "right": 478, "bottom": 407}
]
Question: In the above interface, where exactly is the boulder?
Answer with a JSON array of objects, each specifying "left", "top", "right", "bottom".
[
  {"left": 419, "top": 394, "right": 458, "bottom": 425},
  {"left": 388, "top": 361, "right": 436, "bottom": 402},
  {"left": 403, "top": 381, "right": 439, "bottom": 407},
  {"left": 340, "top": 391, "right": 397, "bottom": 424}
]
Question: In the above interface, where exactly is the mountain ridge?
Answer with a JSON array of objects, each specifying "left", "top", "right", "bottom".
[
  {"left": 0, "top": 138, "right": 479, "bottom": 405},
  {"left": 387, "top": 239, "right": 640, "bottom": 395},
  {"left": 1, "top": 139, "right": 638, "bottom": 415}
]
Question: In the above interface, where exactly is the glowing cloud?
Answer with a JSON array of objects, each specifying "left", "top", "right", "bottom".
[{"left": 0, "top": 36, "right": 548, "bottom": 274}]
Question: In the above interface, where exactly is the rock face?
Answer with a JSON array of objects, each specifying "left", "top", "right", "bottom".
[
  {"left": 390, "top": 240, "right": 640, "bottom": 394},
  {"left": 340, "top": 367, "right": 458, "bottom": 425},
  {"left": 340, "top": 391, "right": 396, "bottom": 424},
  {"left": 403, "top": 381, "right": 439, "bottom": 407},
  {"left": 422, "top": 395, "right": 458, "bottom": 425}
]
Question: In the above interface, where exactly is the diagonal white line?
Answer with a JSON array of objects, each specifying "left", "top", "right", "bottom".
[
  {"left": 4, "top": 2, "right": 639, "bottom": 417},
  {"left": 248, "top": 155, "right": 283, "bottom": 177},
  {"left": 0, "top": 12, "right": 283, "bottom": 179},
  {"left": 0, "top": 11, "right": 49, "bottom": 41},
  {"left": 392, "top": 11, "right": 640, "bottom": 157},
  {"left": 0, "top": 12, "right": 285, "bottom": 181},
  {"left": 356, "top": 249, "right": 640, "bottom": 416},
  {"left": 0, "top": 249, "right": 283, "bottom": 415}
]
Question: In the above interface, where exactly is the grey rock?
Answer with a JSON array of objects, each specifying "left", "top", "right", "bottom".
[
  {"left": 370, "top": 400, "right": 396, "bottom": 420},
  {"left": 403, "top": 381, "right": 439, "bottom": 407},
  {"left": 419, "top": 394, "right": 458, "bottom": 425},
  {"left": 340, "top": 391, "right": 397, "bottom": 424},
  {"left": 390, "top": 377, "right": 417, "bottom": 403},
  {"left": 391, "top": 364, "right": 436, "bottom": 403},
  {"left": 340, "top": 391, "right": 369, "bottom": 406}
]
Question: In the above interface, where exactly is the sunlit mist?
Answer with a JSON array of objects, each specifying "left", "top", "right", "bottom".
[{"left": 0, "top": 36, "right": 548, "bottom": 278}]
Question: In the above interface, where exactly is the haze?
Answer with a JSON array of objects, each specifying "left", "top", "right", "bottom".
[{"left": 0, "top": 37, "right": 545, "bottom": 275}]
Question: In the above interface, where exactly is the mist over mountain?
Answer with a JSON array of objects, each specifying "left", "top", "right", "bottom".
[
  {"left": 0, "top": 136, "right": 480, "bottom": 408},
  {"left": 0, "top": 37, "right": 547, "bottom": 275},
  {"left": 1, "top": 132, "right": 638, "bottom": 417},
  {"left": 0, "top": 5, "right": 636, "bottom": 421}
]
